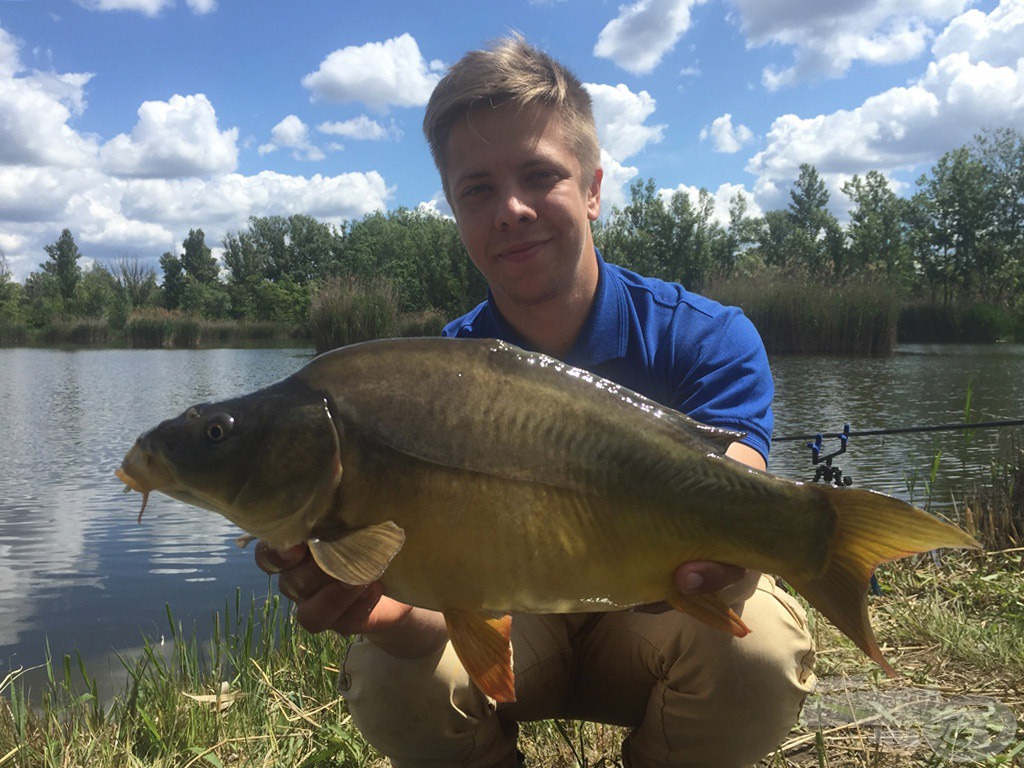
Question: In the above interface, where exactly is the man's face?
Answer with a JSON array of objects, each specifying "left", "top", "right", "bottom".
[{"left": 445, "top": 103, "right": 602, "bottom": 310}]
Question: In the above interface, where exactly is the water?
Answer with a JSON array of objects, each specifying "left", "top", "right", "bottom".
[
  {"left": 1, "top": 344, "right": 1022, "bottom": 699},
  {"left": 0, "top": 347, "right": 315, "bottom": 695}
]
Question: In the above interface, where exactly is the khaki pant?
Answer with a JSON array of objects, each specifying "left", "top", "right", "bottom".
[{"left": 340, "top": 574, "right": 816, "bottom": 767}]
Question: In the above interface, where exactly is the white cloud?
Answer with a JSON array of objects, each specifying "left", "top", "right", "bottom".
[
  {"left": 747, "top": 51, "right": 1024, "bottom": 211},
  {"left": 99, "top": 94, "right": 238, "bottom": 178},
  {"left": 74, "top": 0, "right": 172, "bottom": 15},
  {"left": 302, "top": 34, "right": 444, "bottom": 112},
  {"left": 184, "top": 0, "right": 217, "bottom": 13},
  {"left": 727, "top": 0, "right": 972, "bottom": 89},
  {"left": 596, "top": 149, "right": 640, "bottom": 213},
  {"left": 933, "top": 0, "right": 1024, "bottom": 67},
  {"left": 318, "top": 115, "right": 401, "bottom": 141},
  {"left": 0, "top": 27, "right": 97, "bottom": 168},
  {"left": 586, "top": 83, "right": 666, "bottom": 161},
  {"left": 700, "top": 113, "right": 754, "bottom": 153},
  {"left": 594, "top": 0, "right": 707, "bottom": 75},
  {"left": 258, "top": 115, "right": 325, "bottom": 161},
  {"left": 659, "top": 182, "right": 762, "bottom": 227}
]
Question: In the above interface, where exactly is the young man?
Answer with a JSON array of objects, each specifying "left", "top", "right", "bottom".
[{"left": 256, "top": 36, "right": 815, "bottom": 767}]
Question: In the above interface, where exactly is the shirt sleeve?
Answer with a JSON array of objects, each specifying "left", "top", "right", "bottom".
[{"left": 669, "top": 308, "right": 775, "bottom": 464}]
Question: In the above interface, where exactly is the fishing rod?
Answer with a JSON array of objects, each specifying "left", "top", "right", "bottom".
[{"left": 776, "top": 418, "right": 1024, "bottom": 444}]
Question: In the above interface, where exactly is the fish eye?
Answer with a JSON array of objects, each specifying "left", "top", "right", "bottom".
[{"left": 205, "top": 415, "right": 234, "bottom": 443}]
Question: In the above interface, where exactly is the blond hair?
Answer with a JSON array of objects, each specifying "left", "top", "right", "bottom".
[{"left": 423, "top": 35, "right": 600, "bottom": 199}]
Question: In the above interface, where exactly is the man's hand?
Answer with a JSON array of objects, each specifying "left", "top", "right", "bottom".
[{"left": 254, "top": 541, "right": 447, "bottom": 658}]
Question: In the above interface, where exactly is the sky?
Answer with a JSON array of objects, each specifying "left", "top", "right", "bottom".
[{"left": 0, "top": 0, "right": 1022, "bottom": 283}]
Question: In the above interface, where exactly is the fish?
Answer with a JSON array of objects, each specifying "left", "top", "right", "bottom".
[{"left": 116, "top": 337, "right": 981, "bottom": 703}]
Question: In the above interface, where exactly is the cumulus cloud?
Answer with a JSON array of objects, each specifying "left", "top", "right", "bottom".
[
  {"left": 73, "top": 0, "right": 214, "bottom": 14},
  {"left": 318, "top": 115, "right": 402, "bottom": 141},
  {"left": 74, "top": 0, "right": 172, "bottom": 15},
  {"left": 0, "top": 28, "right": 97, "bottom": 168},
  {"left": 727, "top": 0, "right": 971, "bottom": 89},
  {"left": 99, "top": 94, "right": 238, "bottom": 178},
  {"left": 596, "top": 150, "right": 640, "bottom": 213},
  {"left": 302, "top": 33, "right": 444, "bottom": 112},
  {"left": 586, "top": 83, "right": 666, "bottom": 161},
  {"left": 933, "top": 0, "right": 1024, "bottom": 67},
  {"left": 594, "top": 0, "right": 707, "bottom": 75},
  {"left": 700, "top": 114, "right": 754, "bottom": 153},
  {"left": 258, "top": 115, "right": 325, "bottom": 161},
  {"left": 747, "top": 50, "right": 1024, "bottom": 211}
]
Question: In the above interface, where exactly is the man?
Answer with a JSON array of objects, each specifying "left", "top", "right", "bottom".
[{"left": 256, "top": 36, "right": 815, "bottom": 767}]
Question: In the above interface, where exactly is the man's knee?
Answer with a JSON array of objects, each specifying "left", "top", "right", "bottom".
[{"left": 341, "top": 636, "right": 519, "bottom": 767}]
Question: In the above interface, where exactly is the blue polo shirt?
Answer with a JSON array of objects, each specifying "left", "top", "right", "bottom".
[{"left": 442, "top": 251, "right": 774, "bottom": 462}]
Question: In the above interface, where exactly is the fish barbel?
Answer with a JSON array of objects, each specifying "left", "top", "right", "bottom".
[{"left": 116, "top": 337, "right": 981, "bottom": 703}]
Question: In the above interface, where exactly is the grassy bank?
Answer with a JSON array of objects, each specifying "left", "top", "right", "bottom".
[{"left": 2, "top": 549, "right": 1020, "bottom": 767}]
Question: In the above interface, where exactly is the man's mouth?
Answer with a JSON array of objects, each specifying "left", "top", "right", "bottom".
[{"left": 498, "top": 240, "right": 546, "bottom": 262}]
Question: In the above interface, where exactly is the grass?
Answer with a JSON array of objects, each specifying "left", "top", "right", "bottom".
[{"left": 2, "top": 457, "right": 1022, "bottom": 767}]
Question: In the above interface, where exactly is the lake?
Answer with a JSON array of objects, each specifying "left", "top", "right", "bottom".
[{"left": 1, "top": 343, "right": 1022, "bottom": 699}]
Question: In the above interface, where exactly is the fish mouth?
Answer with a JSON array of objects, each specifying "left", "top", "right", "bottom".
[{"left": 117, "top": 443, "right": 163, "bottom": 523}]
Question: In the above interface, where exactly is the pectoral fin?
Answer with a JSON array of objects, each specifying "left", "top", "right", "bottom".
[
  {"left": 666, "top": 591, "right": 750, "bottom": 637},
  {"left": 444, "top": 609, "right": 515, "bottom": 704},
  {"left": 308, "top": 521, "right": 406, "bottom": 585}
]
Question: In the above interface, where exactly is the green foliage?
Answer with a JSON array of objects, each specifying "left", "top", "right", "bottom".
[
  {"left": 159, "top": 251, "right": 186, "bottom": 310},
  {"left": 595, "top": 178, "right": 727, "bottom": 290},
  {"left": 40, "top": 228, "right": 83, "bottom": 302},
  {"left": 309, "top": 275, "right": 400, "bottom": 353},
  {"left": 181, "top": 229, "right": 219, "bottom": 284}
]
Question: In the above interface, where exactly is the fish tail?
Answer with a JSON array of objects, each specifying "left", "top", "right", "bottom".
[{"left": 786, "top": 487, "right": 981, "bottom": 676}]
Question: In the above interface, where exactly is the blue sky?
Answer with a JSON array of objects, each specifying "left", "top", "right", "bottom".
[{"left": 0, "top": 0, "right": 1020, "bottom": 281}]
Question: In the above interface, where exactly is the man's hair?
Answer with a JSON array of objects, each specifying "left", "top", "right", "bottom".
[{"left": 423, "top": 35, "right": 600, "bottom": 199}]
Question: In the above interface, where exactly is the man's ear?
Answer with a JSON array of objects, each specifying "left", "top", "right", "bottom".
[{"left": 587, "top": 167, "right": 603, "bottom": 221}]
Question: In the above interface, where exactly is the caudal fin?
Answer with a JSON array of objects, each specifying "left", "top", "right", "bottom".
[{"left": 786, "top": 487, "right": 981, "bottom": 676}]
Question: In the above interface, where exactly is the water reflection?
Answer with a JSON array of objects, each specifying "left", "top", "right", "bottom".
[{"left": 0, "top": 347, "right": 312, "bottom": 676}]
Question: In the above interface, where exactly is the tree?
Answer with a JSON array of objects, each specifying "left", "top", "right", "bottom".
[
  {"left": 841, "top": 171, "right": 910, "bottom": 281},
  {"left": 786, "top": 164, "right": 840, "bottom": 276},
  {"left": 40, "top": 229, "right": 83, "bottom": 302},
  {"left": 110, "top": 256, "right": 159, "bottom": 309},
  {"left": 911, "top": 147, "right": 992, "bottom": 303},
  {"left": 160, "top": 251, "right": 186, "bottom": 310},
  {"left": 0, "top": 247, "right": 24, "bottom": 322},
  {"left": 181, "top": 229, "right": 219, "bottom": 284},
  {"left": 971, "top": 127, "right": 1024, "bottom": 305}
]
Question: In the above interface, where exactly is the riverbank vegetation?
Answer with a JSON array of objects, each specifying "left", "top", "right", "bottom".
[
  {"left": 2, "top": 128, "right": 1023, "bottom": 353},
  {"left": 1, "top": 440, "right": 1022, "bottom": 767}
]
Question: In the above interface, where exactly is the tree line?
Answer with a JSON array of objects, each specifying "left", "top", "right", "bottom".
[{"left": 1, "top": 127, "right": 1021, "bottom": 339}]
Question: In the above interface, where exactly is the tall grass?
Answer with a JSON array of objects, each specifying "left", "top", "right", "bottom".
[
  {"left": 309, "top": 277, "right": 400, "bottom": 354},
  {"left": 124, "top": 309, "right": 301, "bottom": 349},
  {"left": 309, "top": 277, "right": 448, "bottom": 354},
  {"left": 708, "top": 276, "right": 900, "bottom": 355}
]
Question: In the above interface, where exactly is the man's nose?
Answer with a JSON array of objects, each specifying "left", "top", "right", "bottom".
[{"left": 494, "top": 189, "right": 536, "bottom": 229}]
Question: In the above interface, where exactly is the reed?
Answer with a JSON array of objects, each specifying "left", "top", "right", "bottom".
[
  {"left": 707, "top": 276, "right": 900, "bottom": 355},
  {"left": 38, "top": 318, "right": 112, "bottom": 346},
  {"left": 309, "top": 276, "right": 400, "bottom": 354},
  {"left": 124, "top": 310, "right": 303, "bottom": 349},
  {"left": 0, "top": 319, "right": 28, "bottom": 346}
]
